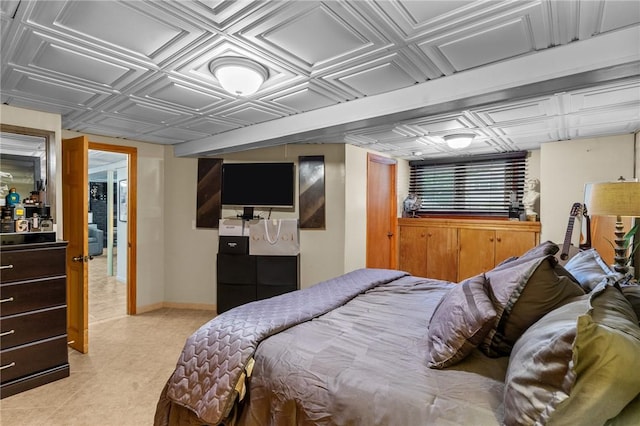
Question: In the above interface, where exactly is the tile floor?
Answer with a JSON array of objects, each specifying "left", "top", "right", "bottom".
[{"left": 0, "top": 252, "right": 216, "bottom": 425}]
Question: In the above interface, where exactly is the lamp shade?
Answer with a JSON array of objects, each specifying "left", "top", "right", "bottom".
[
  {"left": 444, "top": 133, "right": 475, "bottom": 149},
  {"left": 209, "top": 57, "right": 268, "bottom": 96},
  {"left": 587, "top": 181, "right": 640, "bottom": 217}
]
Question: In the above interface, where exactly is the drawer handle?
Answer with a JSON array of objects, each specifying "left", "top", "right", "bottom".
[
  {"left": 0, "top": 264, "right": 13, "bottom": 270},
  {"left": 0, "top": 329, "right": 15, "bottom": 337},
  {"left": 0, "top": 362, "right": 15, "bottom": 371},
  {"left": 0, "top": 297, "right": 14, "bottom": 304}
]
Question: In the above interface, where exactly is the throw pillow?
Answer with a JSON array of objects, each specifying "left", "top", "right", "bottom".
[
  {"left": 504, "top": 284, "right": 640, "bottom": 426},
  {"left": 426, "top": 274, "right": 496, "bottom": 369},
  {"left": 481, "top": 255, "right": 584, "bottom": 357},
  {"left": 621, "top": 284, "right": 640, "bottom": 325},
  {"left": 493, "top": 240, "right": 560, "bottom": 270},
  {"left": 563, "top": 248, "right": 615, "bottom": 291}
]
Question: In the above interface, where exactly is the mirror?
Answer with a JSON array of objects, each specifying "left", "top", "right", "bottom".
[{"left": 0, "top": 125, "right": 56, "bottom": 222}]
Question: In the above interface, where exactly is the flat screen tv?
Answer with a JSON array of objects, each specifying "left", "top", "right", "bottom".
[{"left": 221, "top": 162, "right": 295, "bottom": 209}]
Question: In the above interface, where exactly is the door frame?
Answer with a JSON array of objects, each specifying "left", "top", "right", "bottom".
[{"left": 88, "top": 142, "right": 138, "bottom": 315}]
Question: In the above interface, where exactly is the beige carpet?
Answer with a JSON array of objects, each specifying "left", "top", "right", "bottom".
[{"left": 0, "top": 250, "right": 216, "bottom": 425}]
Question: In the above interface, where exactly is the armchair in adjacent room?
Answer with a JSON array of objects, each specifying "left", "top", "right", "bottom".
[{"left": 88, "top": 223, "right": 104, "bottom": 256}]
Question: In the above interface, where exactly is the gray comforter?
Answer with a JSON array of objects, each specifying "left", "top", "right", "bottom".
[{"left": 155, "top": 269, "right": 509, "bottom": 425}]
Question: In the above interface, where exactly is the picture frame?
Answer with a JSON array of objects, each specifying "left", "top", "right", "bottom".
[{"left": 118, "top": 179, "right": 127, "bottom": 222}]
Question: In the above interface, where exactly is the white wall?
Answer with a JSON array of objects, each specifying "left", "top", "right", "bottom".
[{"left": 540, "top": 134, "right": 635, "bottom": 244}]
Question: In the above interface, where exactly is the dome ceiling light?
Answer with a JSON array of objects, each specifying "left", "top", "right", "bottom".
[
  {"left": 209, "top": 57, "right": 269, "bottom": 96},
  {"left": 443, "top": 133, "right": 475, "bottom": 149}
]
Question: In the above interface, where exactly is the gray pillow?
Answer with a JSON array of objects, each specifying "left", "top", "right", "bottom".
[
  {"left": 563, "top": 248, "right": 615, "bottom": 291},
  {"left": 504, "top": 284, "right": 640, "bottom": 426},
  {"left": 621, "top": 284, "right": 640, "bottom": 325},
  {"left": 427, "top": 274, "right": 496, "bottom": 369}
]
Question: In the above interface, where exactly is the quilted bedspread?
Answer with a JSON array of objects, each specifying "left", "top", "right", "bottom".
[{"left": 155, "top": 268, "right": 408, "bottom": 425}]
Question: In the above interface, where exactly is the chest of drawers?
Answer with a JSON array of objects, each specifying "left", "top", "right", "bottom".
[{"left": 0, "top": 241, "right": 69, "bottom": 398}]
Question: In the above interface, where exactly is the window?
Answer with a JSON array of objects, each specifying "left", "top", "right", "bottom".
[{"left": 409, "top": 152, "right": 527, "bottom": 216}]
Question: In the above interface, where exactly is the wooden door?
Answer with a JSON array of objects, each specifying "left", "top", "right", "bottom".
[
  {"left": 398, "top": 225, "right": 427, "bottom": 277},
  {"left": 458, "top": 228, "right": 495, "bottom": 281},
  {"left": 426, "top": 227, "right": 458, "bottom": 282},
  {"left": 366, "top": 154, "right": 397, "bottom": 269},
  {"left": 495, "top": 230, "right": 536, "bottom": 265},
  {"left": 62, "top": 136, "right": 89, "bottom": 353}
]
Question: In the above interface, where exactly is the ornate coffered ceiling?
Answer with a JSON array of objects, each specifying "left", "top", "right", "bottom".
[{"left": 1, "top": 0, "right": 639, "bottom": 159}]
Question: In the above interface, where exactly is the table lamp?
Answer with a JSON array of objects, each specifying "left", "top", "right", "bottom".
[{"left": 586, "top": 178, "right": 640, "bottom": 275}]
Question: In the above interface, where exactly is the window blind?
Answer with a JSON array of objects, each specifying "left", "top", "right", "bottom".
[{"left": 409, "top": 152, "right": 527, "bottom": 216}]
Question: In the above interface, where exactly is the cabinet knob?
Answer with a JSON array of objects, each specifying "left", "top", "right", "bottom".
[
  {"left": 496, "top": 237, "right": 502, "bottom": 242},
  {"left": 0, "top": 264, "right": 13, "bottom": 270},
  {"left": 489, "top": 237, "right": 494, "bottom": 242},
  {"left": 0, "top": 297, "right": 14, "bottom": 304}
]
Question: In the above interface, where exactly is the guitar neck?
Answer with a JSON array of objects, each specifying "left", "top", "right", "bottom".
[{"left": 560, "top": 217, "right": 576, "bottom": 260}]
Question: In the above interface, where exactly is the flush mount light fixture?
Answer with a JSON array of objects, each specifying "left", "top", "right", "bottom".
[
  {"left": 209, "top": 57, "right": 269, "bottom": 96},
  {"left": 443, "top": 133, "right": 475, "bottom": 149}
]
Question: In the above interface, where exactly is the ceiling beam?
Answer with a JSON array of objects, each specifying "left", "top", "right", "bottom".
[{"left": 174, "top": 25, "right": 640, "bottom": 157}]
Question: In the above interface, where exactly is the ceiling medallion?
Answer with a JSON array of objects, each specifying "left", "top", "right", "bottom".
[{"left": 209, "top": 57, "right": 269, "bottom": 96}]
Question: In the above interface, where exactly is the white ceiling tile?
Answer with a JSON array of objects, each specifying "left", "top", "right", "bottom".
[
  {"left": 263, "top": 6, "right": 366, "bottom": 65},
  {"left": 339, "top": 62, "right": 417, "bottom": 96},
  {"left": 7, "top": 70, "right": 103, "bottom": 106},
  {"left": 270, "top": 85, "right": 337, "bottom": 112},
  {"left": 569, "top": 80, "right": 640, "bottom": 111},
  {"left": 182, "top": 118, "right": 240, "bottom": 135},
  {"left": 475, "top": 99, "right": 551, "bottom": 125},
  {"left": 599, "top": 0, "right": 640, "bottom": 32},
  {"left": 112, "top": 101, "right": 186, "bottom": 124},
  {"left": 141, "top": 77, "right": 225, "bottom": 111},
  {"left": 437, "top": 19, "right": 534, "bottom": 71},
  {"left": 223, "top": 105, "right": 284, "bottom": 124}
]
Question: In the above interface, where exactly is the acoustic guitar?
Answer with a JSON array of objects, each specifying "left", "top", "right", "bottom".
[{"left": 559, "top": 202, "right": 592, "bottom": 262}]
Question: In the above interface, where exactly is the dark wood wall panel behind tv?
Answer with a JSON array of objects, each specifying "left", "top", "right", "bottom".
[{"left": 196, "top": 158, "right": 222, "bottom": 229}]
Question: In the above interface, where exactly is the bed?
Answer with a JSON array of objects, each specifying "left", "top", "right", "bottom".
[{"left": 154, "top": 242, "right": 640, "bottom": 426}]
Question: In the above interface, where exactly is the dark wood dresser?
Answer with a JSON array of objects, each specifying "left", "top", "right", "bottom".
[{"left": 0, "top": 240, "right": 69, "bottom": 398}]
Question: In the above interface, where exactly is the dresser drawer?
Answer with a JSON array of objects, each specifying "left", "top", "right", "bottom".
[
  {"left": 217, "top": 254, "right": 256, "bottom": 284},
  {"left": 0, "top": 277, "right": 66, "bottom": 317},
  {"left": 0, "top": 246, "right": 66, "bottom": 283},
  {"left": 0, "top": 335, "right": 68, "bottom": 383},
  {"left": 1, "top": 306, "right": 66, "bottom": 350}
]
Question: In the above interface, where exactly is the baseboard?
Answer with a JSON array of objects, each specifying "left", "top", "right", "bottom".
[{"left": 137, "top": 302, "right": 217, "bottom": 314}]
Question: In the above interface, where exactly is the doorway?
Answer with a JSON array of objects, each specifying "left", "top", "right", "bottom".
[
  {"left": 88, "top": 149, "right": 128, "bottom": 323},
  {"left": 62, "top": 137, "right": 137, "bottom": 353}
]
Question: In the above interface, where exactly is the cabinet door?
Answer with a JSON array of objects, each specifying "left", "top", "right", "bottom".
[
  {"left": 398, "top": 226, "right": 427, "bottom": 277},
  {"left": 495, "top": 230, "right": 537, "bottom": 265},
  {"left": 426, "top": 227, "right": 458, "bottom": 282},
  {"left": 458, "top": 229, "right": 495, "bottom": 281}
]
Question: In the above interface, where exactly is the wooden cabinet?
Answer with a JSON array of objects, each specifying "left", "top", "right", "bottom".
[
  {"left": 0, "top": 241, "right": 70, "bottom": 398},
  {"left": 398, "top": 218, "right": 540, "bottom": 282},
  {"left": 399, "top": 225, "right": 457, "bottom": 282},
  {"left": 458, "top": 228, "right": 538, "bottom": 280}
]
